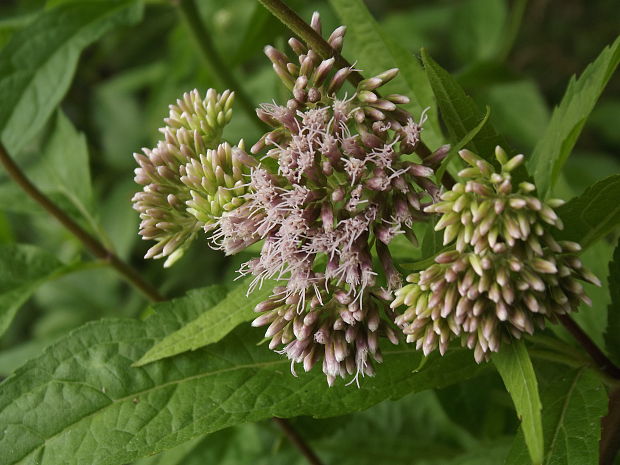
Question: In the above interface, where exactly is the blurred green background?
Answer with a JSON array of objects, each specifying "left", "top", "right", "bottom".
[{"left": 0, "top": 0, "right": 617, "bottom": 463}]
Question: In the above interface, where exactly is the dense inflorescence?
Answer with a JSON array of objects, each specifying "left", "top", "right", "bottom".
[
  {"left": 132, "top": 12, "right": 600, "bottom": 385},
  {"left": 206, "top": 13, "right": 447, "bottom": 385},
  {"left": 132, "top": 89, "right": 238, "bottom": 267},
  {"left": 391, "top": 147, "right": 600, "bottom": 362}
]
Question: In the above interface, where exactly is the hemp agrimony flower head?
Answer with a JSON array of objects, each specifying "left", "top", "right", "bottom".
[
  {"left": 132, "top": 89, "right": 239, "bottom": 267},
  {"left": 391, "top": 147, "right": 600, "bottom": 362},
  {"left": 208, "top": 13, "right": 447, "bottom": 385}
]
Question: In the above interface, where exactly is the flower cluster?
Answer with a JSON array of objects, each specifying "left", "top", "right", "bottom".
[
  {"left": 391, "top": 147, "right": 600, "bottom": 362},
  {"left": 132, "top": 89, "right": 237, "bottom": 267},
  {"left": 132, "top": 12, "right": 600, "bottom": 385},
  {"left": 206, "top": 13, "right": 446, "bottom": 385}
]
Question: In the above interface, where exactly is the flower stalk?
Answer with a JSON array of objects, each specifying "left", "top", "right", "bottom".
[{"left": 0, "top": 142, "right": 165, "bottom": 303}]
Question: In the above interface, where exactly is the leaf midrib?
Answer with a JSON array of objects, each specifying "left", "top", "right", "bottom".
[
  {"left": 3, "top": 332, "right": 419, "bottom": 465},
  {"left": 543, "top": 368, "right": 584, "bottom": 465}
]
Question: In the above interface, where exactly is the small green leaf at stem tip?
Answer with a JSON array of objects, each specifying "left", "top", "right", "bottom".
[
  {"left": 528, "top": 36, "right": 620, "bottom": 199},
  {"left": 420, "top": 48, "right": 528, "bottom": 182},
  {"left": 556, "top": 174, "right": 620, "bottom": 249},
  {"left": 435, "top": 105, "right": 491, "bottom": 182},
  {"left": 401, "top": 245, "right": 455, "bottom": 271},
  {"left": 133, "top": 278, "right": 275, "bottom": 366},
  {"left": 329, "top": 0, "right": 444, "bottom": 148},
  {"left": 492, "top": 340, "right": 544, "bottom": 465}
]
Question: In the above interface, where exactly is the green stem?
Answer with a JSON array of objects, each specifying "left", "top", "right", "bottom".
[
  {"left": 0, "top": 143, "right": 165, "bottom": 303},
  {"left": 257, "top": 0, "right": 362, "bottom": 87},
  {"left": 256, "top": 0, "right": 439, "bottom": 161},
  {"left": 175, "top": 0, "right": 264, "bottom": 132},
  {"left": 527, "top": 349, "right": 586, "bottom": 370},
  {"left": 558, "top": 314, "right": 620, "bottom": 381},
  {"left": 601, "top": 387, "right": 620, "bottom": 465},
  {"left": 273, "top": 417, "right": 325, "bottom": 465}
]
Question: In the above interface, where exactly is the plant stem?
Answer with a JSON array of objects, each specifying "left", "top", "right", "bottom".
[
  {"left": 257, "top": 0, "right": 362, "bottom": 87},
  {"left": 174, "top": 0, "right": 264, "bottom": 132},
  {"left": 0, "top": 143, "right": 165, "bottom": 303},
  {"left": 601, "top": 387, "right": 620, "bottom": 465},
  {"left": 273, "top": 417, "right": 324, "bottom": 465},
  {"left": 256, "top": 0, "right": 441, "bottom": 165},
  {"left": 1, "top": 142, "right": 324, "bottom": 463},
  {"left": 558, "top": 314, "right": 620, "bottom": 380}
]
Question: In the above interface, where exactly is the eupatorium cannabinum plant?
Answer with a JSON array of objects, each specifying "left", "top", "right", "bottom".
[{"left": 133, "top": 13, "right": 599, "bottom": 387}]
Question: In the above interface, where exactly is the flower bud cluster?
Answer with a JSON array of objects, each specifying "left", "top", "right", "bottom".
[
  {"left": 132, "top": 89, "right": 239, "bottom": 266},
  {"left": 182, "top": 140, "right": 254, "bottom": 228},
  {"left": 209, "top": 13, "right": 446, "bottom": 385},
  {"left": 392, "top": 147, "right": 600, "bottom": 362}
]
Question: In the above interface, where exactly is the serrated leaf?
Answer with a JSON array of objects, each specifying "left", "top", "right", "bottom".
[
  {"left": 134, "top": 278, "right": 274, "bottom": 366},
  {"left": 435, "top": 104, "right": 491, "bottom": 181},
  {"left": 420, "top": 49, "right": 526, "bottom": 179},
  {"left": 492, "top": 340, "right": 543, "bottom": 465},
  {"left": 505, "top": 364, "right": 607, "bottom": 465},
  {"left": 0, "top": 0, "right": 143, "bottom": 154},
  {"left": 0, "top": 244, "right": 66, "bottom": 337},
  {"left": 555, "top": 174, "right": 620, "bottom": 248},
  {"left": 37, "top": 111, "right": 102, "bottom": 236},
  {"left": 528, "top": 37, "right": 620, "bottom": 198},
  {"left": 329, "top": 0, "right": 444, "bottom": 148},
  {"left": 606, "top": 239, "right": 620, "bottom": 364},
  {"left": 0, "top": 286, "right": 485, "bottom": 465}
]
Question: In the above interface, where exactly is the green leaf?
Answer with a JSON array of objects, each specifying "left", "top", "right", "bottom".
[
  {"left": 329, "top": 0, "right": 444, "bottom": 148},
  {"left": 0, "top": 14, "right": 35, "bottom": 50},
  {"left": 505, "top": 364, "right": 607, "bottom": 465},
  {"left": 43, "top": 112, "right": 93, "bottom": 216},
  {"left": 492, "top": 340, "right": 543, "bottom": 465},
  {"left": 137, "top": 391, "right": 483, "bottom": 465},
  {"left": 36, "top": 111, "right": 103, "bottom": 237},
  {"left": 133, "top": 278, "right": 274, "bottom": 366},
  {"left": 0, "top": 287, "right": 485, "bottom": 465},
  {"left": 528, "top": 36, "right": 620, "bottom": 198},
  {"left": 0, "top": 244, "right": 66, "bottom": 337},
  {"left": 133, "top": 428, "right": 245, "bottom": 465},
  {"left": 555, "top": 174, "right": 620, "bottom": 248},
  {"left": 420, "top": 49, "right": 524, "bottom": 179},
  {"left": 435, "top": 105, "right": 491, "bottom": 181},
  {"left": 0, "top": 0, "right": 143, "bottom": 154},
  {"left": 606, "top": 239, "right": 620, "bottom": 364}
]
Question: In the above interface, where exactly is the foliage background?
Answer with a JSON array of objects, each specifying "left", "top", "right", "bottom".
[{"left": 0, "top": 0, "right": 618, "bottom": 464}]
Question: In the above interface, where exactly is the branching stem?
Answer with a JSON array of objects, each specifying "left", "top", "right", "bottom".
[{"left": 0, "top": 143, "right": 165, "bottom": 303}]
